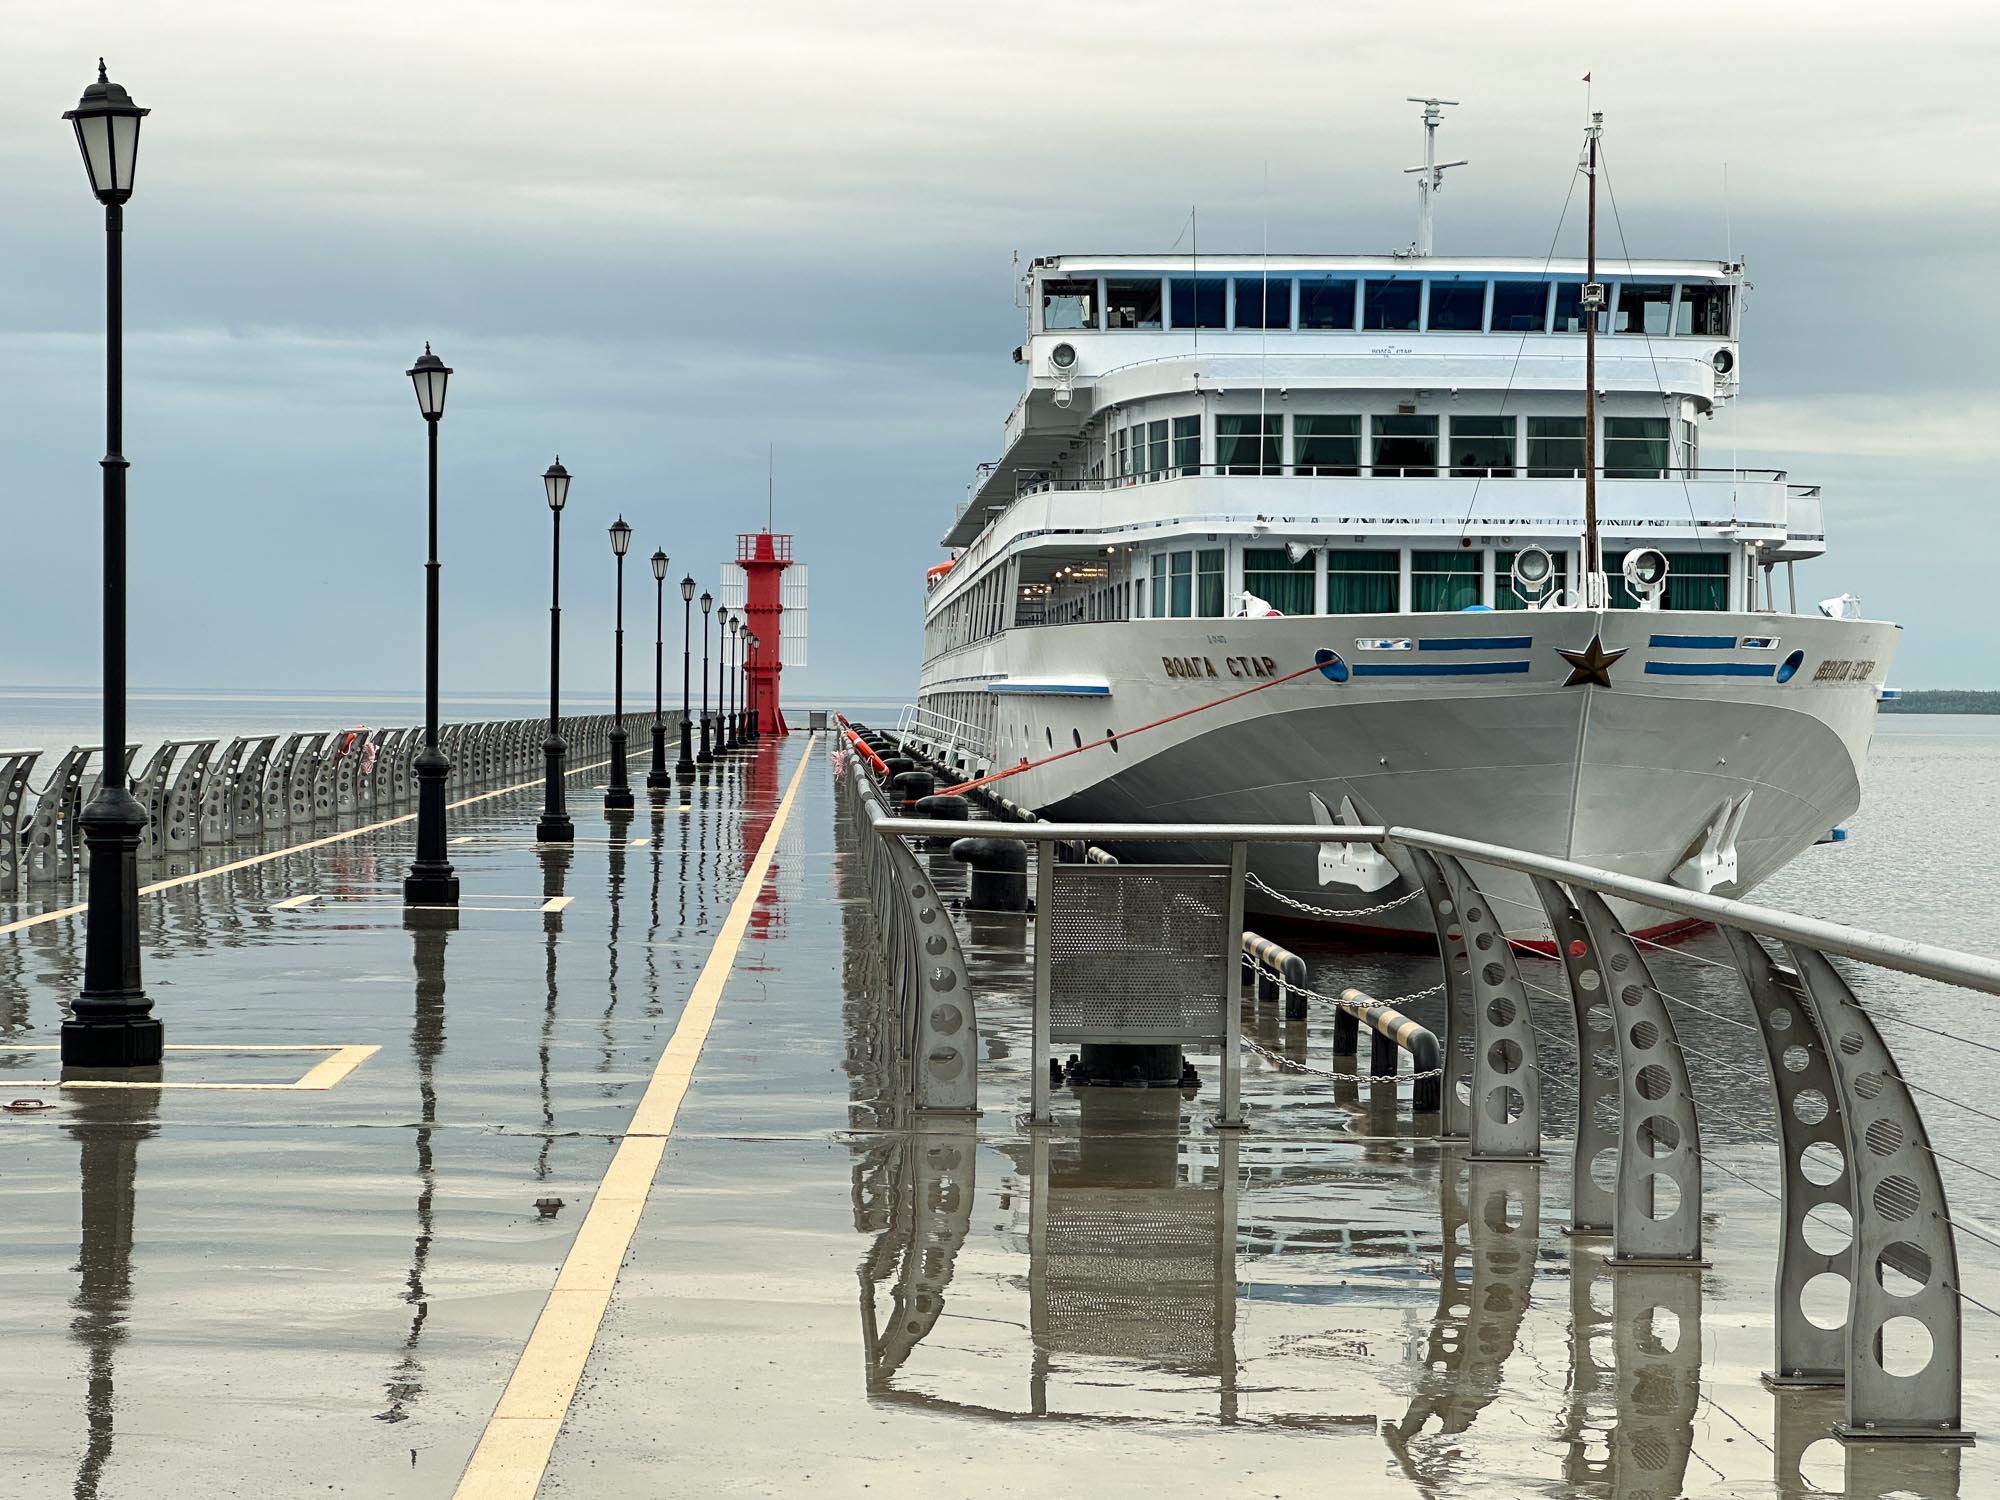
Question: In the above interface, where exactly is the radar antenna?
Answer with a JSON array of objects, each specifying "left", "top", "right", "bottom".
[{"left": 1403, "top": 97, "right": 1466, "bottom": 256}]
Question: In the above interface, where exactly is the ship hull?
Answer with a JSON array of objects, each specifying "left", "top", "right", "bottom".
[{"left": 914, "top": 609, "right": 1898, "bottom": 936}]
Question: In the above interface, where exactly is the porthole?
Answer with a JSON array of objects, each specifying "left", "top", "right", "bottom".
[
  {"left": 1045, "top": 727, "right": 1053, "bottom": 748},
  {"left": 1072, "top": 728, "right": 1082, "bottom": 749},
  {"left": 1315, "top": 648, "right": 1350, "bottom": 684},
  {"left": 1106, "top": 728, "right": 1119, "bottom": 753},
  {"left": 1777, "top": 649, "right": 1805, "bottom": 684}
]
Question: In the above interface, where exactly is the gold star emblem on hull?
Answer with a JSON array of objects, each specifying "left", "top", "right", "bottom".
[{"left": 1556, "top": 633, "right": 1627, "bottom": 687}]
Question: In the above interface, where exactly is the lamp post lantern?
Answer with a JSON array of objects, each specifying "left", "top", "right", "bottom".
[
  {"left": 605, "top": 517, "right": 635, "bottom": 811},
  {"left": 697, "top": 591, "right": 715, "bottom": 766},
  {"left": 675, "top": 575, "right": 696, "bottom": 784},
  {"left": 535, "top": 458, "right": 574, "bottom": 843},
  {"left": 646, "top": 548, "right": 671, "bottom": 795},
  {"left": 401, "top": 342, "right": 460, "bottom": 908},
  {"left": 62, "top": 60, "right": 159, "bottom": 1066}
]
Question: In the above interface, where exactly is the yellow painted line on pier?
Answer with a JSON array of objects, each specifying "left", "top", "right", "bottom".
[
  {"left": 5, "top": 1042, "right": 380, "bottom": 1091},
  {"left": 451, "top": 734, "right": 817, "bottom": 1500},
  {"left": 0, "top": 759, "right": 610, "bottom": 938}
]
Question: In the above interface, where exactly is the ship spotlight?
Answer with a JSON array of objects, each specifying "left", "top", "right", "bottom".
[
  {"left": 1052, "top": 385, "right": 1073, "bottom": 409},
  {"left": 1510, "top": 545, "right": 1555, "bottom": 601},
  {"left": 1049, "top": 342, "right": 1078, "bottom": 371},
  {"left": 1623, "top": 547, "right": 1670, "bottom": 603}
]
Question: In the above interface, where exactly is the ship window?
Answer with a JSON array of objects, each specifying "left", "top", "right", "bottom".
[
  {"left": 1298, "top": 277, "right": 1357, "bottom": 330},
  {"left": 1363, "top": 278, "right": 1421, "bottom": 331},
  {"left": 1105, "top": 278, "right": 1164, "bottom": 330},
  {"left": 1169, "top": 551, "right": 1194, "bottom": 616},
  {"left": 1325, "top": 549, "right": 1400, "bottom": 614},
  {"left": 1169, "top": 276, "right": 1227, "bottom": 329},
  {"left": 1552, "top": 282, "right": 1605, "bottom": 334},
  {"left": 1295, "top": 415, "right": 1361, "bottom": 475},
  {"left": 1527, "top": 416, "right": 1586, "bottom": 477},
  {"left": 1172, "top": 415, "right": 1202, "bottom": 474},
  {"left": 1233, "top": 277, "right": 1292, "bottom": 329},
  {"left": 1677, "top": 283, "right": 1732, "bottom": 337},
  {"left": 1490, "top": 280, "right": 1551, "bottom": 332},
  {"left": 1218, "top": 414, "right": 1282, "bottom": 475},
  {"left": 1449, "top": 415, "right": 1516, "bottom": 477},
  {"left": 1426, "top": 279, "right": 1486, "bottom": 332},
  {"left": 1604, "top": 416, "right": 1670, "bottom": 478},
  {"left": 1615, "top": 283, "right": 1674, "bottom": 336},
  {"left": 1143, "top": 419, "right": 1170, "bottom": 478},
  {"left": 1244, "top": 548, "right": 1315, "bottom": 616},
  {"left": 1496, "top": 550, "right": 1570, "bottom": 610},
  {"left": 1042, "top": 278, "right": 1098, "bottom": 331},
  {"left": 1412, "top": 550, "right": 1482, "bottom": 612},
  {"left": 1198, "top": 548, "right": 1226, "bottom": 617},
  {"left": 1371, "top": 414, "right": 1438, "bottom": 476}
]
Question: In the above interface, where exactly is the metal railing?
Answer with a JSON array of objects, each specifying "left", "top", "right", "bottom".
[
  {"left": 2, "top": 712, "right": 675, "bottom": 892},
  {"left": 1017, "top": 462, "right": 1791, "bottom": 494},
  {"left": 857, "top": 803, "right": 1995, "bottom": 1443}
]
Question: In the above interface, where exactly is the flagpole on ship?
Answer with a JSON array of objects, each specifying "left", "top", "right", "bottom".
[{"left": 1581, "top": 104, "right": 1606, "bottom": 607}]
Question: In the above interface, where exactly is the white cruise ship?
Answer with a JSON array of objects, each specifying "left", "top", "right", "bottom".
[{"left": 910, "top": 109, "right": 1896, "bottom": 936}]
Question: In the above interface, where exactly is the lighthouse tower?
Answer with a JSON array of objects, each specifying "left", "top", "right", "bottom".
[{"left": 736, "top": 530, "right": 794, "bottom": 734}]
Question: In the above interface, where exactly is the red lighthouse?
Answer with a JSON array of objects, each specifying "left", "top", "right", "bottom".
[{"left": 736, "top": 530, "right": 793, "bottom": 734}]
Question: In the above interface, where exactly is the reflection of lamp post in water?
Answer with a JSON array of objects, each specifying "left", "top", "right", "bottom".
[
  {"left": 535, "top": 845, "right": 571, "bottom": 1183},
  {"left": 68, "top": 1083, "right": 160, "bottom": 1490},
  {"left": 380, "top": 913, "right": 451, "bottom": 1422}
]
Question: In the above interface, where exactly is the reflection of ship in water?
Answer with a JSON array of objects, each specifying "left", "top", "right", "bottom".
[{"left": 68, "top": 1082, "right": 160, "bottom": 1500}]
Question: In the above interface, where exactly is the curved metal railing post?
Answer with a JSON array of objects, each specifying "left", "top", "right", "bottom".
[
  {"left": 160, "top": 740, "right": 215, "bottom": 853},
  {"left": 0, "top": 748, "right": 40, "bottom": 895},
  {"left": 1533, "top": 877, "right": 1622, "bottom": 1236}
]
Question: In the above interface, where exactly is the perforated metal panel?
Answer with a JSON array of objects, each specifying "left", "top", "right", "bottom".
[
  {"left": 1040, "top": 1192, "right": 1226, "bottom": 1368},
  {"left": 1046, "top": 863, "right": 1231, "bottom": 1044}
]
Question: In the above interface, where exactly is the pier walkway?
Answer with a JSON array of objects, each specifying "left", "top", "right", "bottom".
[{"left": 4, "top": 732, "right": 1999, "bottom": 1497}]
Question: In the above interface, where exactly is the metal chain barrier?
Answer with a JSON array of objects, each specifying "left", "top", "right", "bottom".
[
  {"left": 1242, "top": 1034, "right": 1446, "bottom": 1085},
  {"left": 1246, "top": 869, "right": 1425, "bottom": 919}
]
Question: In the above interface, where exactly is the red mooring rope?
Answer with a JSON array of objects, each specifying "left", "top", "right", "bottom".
[{"left": 941, "top": 659, "right": 1324, "bottom": 798}]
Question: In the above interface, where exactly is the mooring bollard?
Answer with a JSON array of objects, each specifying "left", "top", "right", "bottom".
[
  {"left": 886, "top": 770, "right": 934, "bottom": 810},
  {"left": 1339, "top": 987, "right": 1442, "bottom": 1114},
  {"left": 912, "top": 792, "right": 969, "bottom": 849},
  {"left": 950, "top": 835, "right": 1027, "bottom": 912}
]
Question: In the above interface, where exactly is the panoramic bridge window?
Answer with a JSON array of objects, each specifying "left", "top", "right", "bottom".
[
  {"left": 1490, "top": 280, "right": 1551, "bottom": 332},
  {"left": 1218, "top": 414, "right": 1282, "bottom": 475},
  {"left": 1364, "top": 278, "right": 1422, "bottom": 331},
  {"left": 1042, "top": 278, "right": 1098, "bottom": 330},
  {"left": 1604, "top": 416, "right": 1671, "bottom": 477},
  {"left": 1233, "top": 276, "right": 1292, "bottom": 329},
  {"left": 1425, "top": 278, "right": 1486, "bottom": 332},
  {"left": 1412, "top": 549, "right": 1482, "bottom": 611},
  {"left": 1326, "top": 549, "right": 1401, "bottom": 613},
  {"left": 1294, "top": 414, "right": 1361, "bottom": 475},
  {"left": 1449, "top": 415, "right": 1517, "bottom": 476},
  {"left": 1371, "top": 414, "right": 1438, "bottom": 476},
  {"left": 1169, "top": 276, "right": 1227, "bottom": 329},
  {"left": 1677, "top": 283, "right": 1733, "bottom": 337},
  {"left": 1140, "top": 418, "right": 1170, "bottom": 477},
  {"left": 1526, "top": 415, "right": 1586, "bottom": 477},
  {"left": 1615, "top": 283, "right": 1674, "bottom": 336},
  {"left": 1298, "top": 276, "right": 1358, "bottom": 330},
  {"left": 1244, "top": 547, "right": 1315, "bottom": 615},
  {"left": 1552, "top": 282, "right": 1606, "bottom": 334},
  {"left": 1105, "top": 277, "right": 1164, "bottom": 330}
]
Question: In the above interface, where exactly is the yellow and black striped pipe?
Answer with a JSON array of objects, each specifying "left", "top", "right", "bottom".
[
  {"left": 1241, "top": 931, "right": 1308, "bottom": 1020},
  {"left": 1337, "top": 987, "right": 1442, "bottom": 1113}
]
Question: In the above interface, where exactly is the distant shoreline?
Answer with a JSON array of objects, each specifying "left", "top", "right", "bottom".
[{"left": 1880, "top": 690, "right": 2000, "bottom": 715}]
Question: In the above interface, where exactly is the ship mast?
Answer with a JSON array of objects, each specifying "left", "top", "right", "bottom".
[
  {"left": 1581, "top": 111, "right": 1605, "bottom": 604},
  {"left": 1404, "top": 97, "right": 1466, "bottom": 256}
]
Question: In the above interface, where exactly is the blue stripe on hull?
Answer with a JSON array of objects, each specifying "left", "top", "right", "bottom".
[
  {"left": 1351, "top": 661, "right": 1530, "bottom": 678},
  {"left": 1643, "top": 661, "right": 1777, "bottom": 678}
]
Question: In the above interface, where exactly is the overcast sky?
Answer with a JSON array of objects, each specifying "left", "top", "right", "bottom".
[{"left": 4, "top": 0, "right": 1996, "bottom": 703}]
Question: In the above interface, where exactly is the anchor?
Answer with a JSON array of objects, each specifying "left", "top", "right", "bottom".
[
  {"left": 1669, "top": 790, "right": 1751, "bottom": 894},
  {"left": 1309, "top": 790, "right": 1397, "bottom": 892}
]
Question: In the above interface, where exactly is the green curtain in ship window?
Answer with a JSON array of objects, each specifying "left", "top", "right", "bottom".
[
  {"left": 1197, "top": 549, "right": 1226, "bottom": 617},
  {"left": 1664, "top": 551, "right": 1728, "bottom": 611},
  {"left": 1325, "top": 550, "right": 1399, "bottom": 615},
  {"left": 1169, "top": 551, "right": 1194, "bottom": 617},
  {"left": 1243, "top": 548, "right": 1315, "bottom": 615},
  {"left": 1411, "top": 550, "right": 1481, "bottom": 612}
]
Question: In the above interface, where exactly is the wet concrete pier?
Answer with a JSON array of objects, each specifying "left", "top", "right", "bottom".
[{"left": 4, "top": 732, "right": 1999, "bottom": 1497}]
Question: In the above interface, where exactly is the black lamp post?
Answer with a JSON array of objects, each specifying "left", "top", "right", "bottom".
[
  {"left": 402, "top": 344, "right": 460, "bottom": 908},
  {"left": 605, "top": 517, "right": 634, "bottom": 811},
  {"left": 697, "top": 591, "right": 714, "bottom": 766},
  {"left": 744, "top": 631, "right": 759, "bottom": 742},
  {"left": 646, "top": 548, "right": 671, "bottom": 796},
  {"left": 536, "top": 458, "right": 574, "bottom": 843},
  {"left": 61, "top": 61, "right": 159, "bottom": 1066},
  {"left": 725, "top": 614, "right": 742, "bottom": 749},
  {"left": 716, "top": 609, "right": 731, "bottom": 751},
  {"left": 675, "top": 575, "right": 696, "bottom": 784}
]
